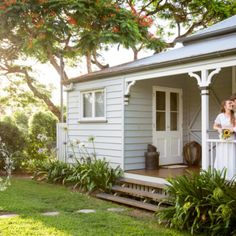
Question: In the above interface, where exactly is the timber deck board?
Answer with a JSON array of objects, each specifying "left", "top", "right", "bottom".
[
  {"left": 96, "top": 193, "right": 160, "bottom": 212},
  {"left": 111, "top": 185, "right": 167, "bottom": 201},
  {"left": 118, "top": 177, "right": 167, "bottom": 189}
]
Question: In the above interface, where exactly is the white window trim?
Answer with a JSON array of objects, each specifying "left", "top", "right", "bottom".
[{"left": 79, "top": 88, "right": 107, "bottom": 122}]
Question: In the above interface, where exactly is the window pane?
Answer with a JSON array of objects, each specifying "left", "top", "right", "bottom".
[
  {"left": 83, "top": 93, "right": 92, "bottom": 117},
  {"left": 156, "top": 91, "right": 165, "bottom": 110},
  {"left": 95, "top": 91, "right": 104, "bottom": 117},
  {"left": 156, "top": 112, "right": 165, "bottom": 131},
  {"left": 170, "top": 112, "right": 178, "bottom": 131},
  {"left": 170, "top": 92, "right": 178, "bottom": 111}
]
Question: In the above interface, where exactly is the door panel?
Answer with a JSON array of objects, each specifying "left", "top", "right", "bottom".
[{"left": 153, "top": 87, "right": 183, "bottom": 165}]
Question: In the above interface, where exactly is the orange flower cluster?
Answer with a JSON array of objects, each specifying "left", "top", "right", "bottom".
[
  {"left": 0, "top": 0, "right": 16, "bottom": 10},
  {"left": 129, "top": 4, "right": 153, "bottom": 28},
  {"left": 138, "top": 15, "right": 153, "bottom": 27},
  {"left": 112, "top": 26, "right": 120, "bottom": 33},
  {"left": 67, "top": 16, "right": 77, "bottom": 26}
]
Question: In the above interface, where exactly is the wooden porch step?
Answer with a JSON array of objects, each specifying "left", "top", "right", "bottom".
[
  {"left": 118, "top": 177, "right": 167, "bottom": 190},
  {"left": 112, "top": 185, "right": 167, "bottom": 201},
  {"left": 96, "top": 193, "right": 160, "bottom": 212}
]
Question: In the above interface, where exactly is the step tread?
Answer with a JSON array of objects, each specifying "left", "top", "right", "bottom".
[
  {"left": 96, "top": 192, "right": 160, "bottom": 212},
  {"left": 118, "top": 177, "right": 166, "bottom": 189},
  {"left": 112, "top": 185, "right": 167, "bottom": 201}
]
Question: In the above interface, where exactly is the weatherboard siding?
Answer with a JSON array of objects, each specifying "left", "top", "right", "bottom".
[
  {"left": 123, "top": 68, "right": 232, "bottom": 170},
  {"left": 66, "top": 77, "right": 123, "bottom": 168},
  {"left": 65, "top": 67, "right": 232, "bottom": 171},
  {"left": 124, "top": 77, "right": 186, "bottom": 170}
]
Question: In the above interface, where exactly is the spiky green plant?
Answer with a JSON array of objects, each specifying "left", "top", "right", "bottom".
[
  {"left": 64, "top": 158, "right": 123, "bottom": 193},
  {"left": 157, "top": 169, "right": 236, "bottom": 235}
]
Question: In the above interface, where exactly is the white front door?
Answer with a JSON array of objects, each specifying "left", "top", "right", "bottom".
[{"left": 153, "top": 86, "right": 183, "bottom": 165}]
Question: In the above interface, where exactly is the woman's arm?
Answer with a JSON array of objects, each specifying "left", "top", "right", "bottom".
[{"left": 213, "top": 123, "right": 222, "bottom": 133}]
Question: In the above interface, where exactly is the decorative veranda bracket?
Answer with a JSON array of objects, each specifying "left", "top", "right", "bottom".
[
  {"left": 124, "top": 80, "right": 136, "bottom": 105},
  {"left": 188, "top": 68, "right": 221, "bottom": 88},
  {"left": 63, "top": 83, "right": 74, "bottom": 92}
]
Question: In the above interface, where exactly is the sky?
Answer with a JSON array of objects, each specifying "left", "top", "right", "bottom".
[{"left": 36, "top": 46, "right": 154, "bottom": 105}]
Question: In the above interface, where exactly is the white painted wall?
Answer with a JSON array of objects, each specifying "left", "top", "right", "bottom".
[
  {"left": 66, "top": 77, "right": 123, "bottom": 168},
  {"left": 124, "top": 67, "right": 233, "bottom": 170},
  {"left": 65, "top": 66, "right": 233, "bottom": 171}
]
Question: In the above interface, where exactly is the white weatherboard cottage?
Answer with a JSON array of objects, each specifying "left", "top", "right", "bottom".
[{"left": 58, "top": 15, "right": 236, "bottom": 183}]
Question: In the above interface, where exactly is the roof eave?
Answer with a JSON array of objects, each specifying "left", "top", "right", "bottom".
[{"left": 63, "top": 48, "right": 236, "bottom": 85}]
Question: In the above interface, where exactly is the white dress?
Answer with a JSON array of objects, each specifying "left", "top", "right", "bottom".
[{"left": 214, "top": 113, "right": 236, "bottom": 180}]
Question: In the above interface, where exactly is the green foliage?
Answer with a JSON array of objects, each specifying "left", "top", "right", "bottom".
[
  {"left": 157, "top": 169, "right": 236, "bottom": 235},
  {"left": 65, "top": 158, "right": 123, "bottom": 193},
  {"left": 31, "top": 136, "right": 122, "bottom": 193},
  {"left": 0, "top": 121, "right": 26, "bottom": 170},
  {"left": 29, "top": 111, "right": 57, "bottom": 140},
  {"left": 27, "top": 111, "right": 57, "bottom": 160},
  {"left": 0, "top": 0, "right": 150, "bottom": 62},
  {"left": 32, "top": 159, "right": 73, "bottom": 184},
  {"left": 13, "top": 110, "right": 29, "bottom": 134},
  {"left": 32, "top": 157, "right": 123, "bottom": 193}
]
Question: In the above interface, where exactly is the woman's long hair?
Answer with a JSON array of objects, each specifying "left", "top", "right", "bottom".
[{"left": 220, "top": 100, "right": 235, "bottom": 125}]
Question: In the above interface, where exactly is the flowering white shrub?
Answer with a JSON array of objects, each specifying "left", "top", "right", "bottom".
[{"left": 69, "top": 136, "right": 96, "bottom": 161}]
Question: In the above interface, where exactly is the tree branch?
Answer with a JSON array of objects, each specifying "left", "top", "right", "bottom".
[
  {"left": 3, "top": 65, "right": 61, "bottom": 120},
  {"left": 91, "top": 51, "right": 109, "bottom": 69}
]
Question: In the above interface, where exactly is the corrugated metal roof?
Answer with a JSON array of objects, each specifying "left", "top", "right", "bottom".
[
  {"left": 191, "top": 15, "right": 236, "bottom": 37},
  {"left": 179, "top": 15, "right": 236, "bottom": 44},
  {"left": 65, "top": 16, "right": 236, "bottom": 84}
]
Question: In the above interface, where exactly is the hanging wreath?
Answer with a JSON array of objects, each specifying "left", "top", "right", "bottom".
[{"left": 183, "top": 141, "right": 201, "bottom": 166}]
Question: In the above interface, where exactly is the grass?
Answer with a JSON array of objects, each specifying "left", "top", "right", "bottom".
[{"left": 0, "top": 177, "right": 191, "bottom": 236}]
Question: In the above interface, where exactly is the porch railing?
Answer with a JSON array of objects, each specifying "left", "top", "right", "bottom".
[{"left": 207, "top": 139, "right": 236, "bottom": 170}]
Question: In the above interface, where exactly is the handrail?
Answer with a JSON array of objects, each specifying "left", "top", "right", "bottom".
[{"left": 207, "top": 139, "right": 236, "bottom": 143}]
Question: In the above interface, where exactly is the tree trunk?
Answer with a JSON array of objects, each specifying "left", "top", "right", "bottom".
[
  {"left": 86, "top": 51, "right": 92, "bottom": 73},
  {"left": 23, "top": 70, "right": 61, "bottom": 120},
  {"left": 132, "top": 47, "right": 138, "bottom": 60}
]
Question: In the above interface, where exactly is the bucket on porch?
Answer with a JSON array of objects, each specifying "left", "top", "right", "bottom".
[{"left": 145, "top": 144, "right": 159, "bottom": 170}]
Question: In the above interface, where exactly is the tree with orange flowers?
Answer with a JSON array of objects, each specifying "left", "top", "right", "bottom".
[
  {"left": 0, "top": 0, "right": 152, "bottom": 119},
  {"left": 0, "top": 0, "right": 235, "bottom": 119}
]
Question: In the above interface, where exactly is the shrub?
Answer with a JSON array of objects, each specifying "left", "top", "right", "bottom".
[
  {"left": 29, "top": 111, "right": 57, "bottom": 140},
  {"left": 65, "top": 158, "right": 123, "bottom": 193},
  {"left": 32, "top": 137, "right": 123, "bottom": 193},
  {"left": 0, "top": 139, "right": 14, "bottom": 191},
  {"left": 27, "top": 111, "right": 58, "bottom": 160},
  {"left": 32, "top": 159, "right": 73, "bottom": 184},
  {"left": 157, "top": 169, "right": 236, "bottom": 235},
  {"left": 0, "top": 121, "right": 26, "bottom": 170},
  {"left": 0, "top": 121, "right": 26, "bottom": 156}
]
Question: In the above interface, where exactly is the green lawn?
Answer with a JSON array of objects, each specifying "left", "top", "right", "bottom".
[{"left": 0, "top": 177, "right": 190, "bottom": 236}]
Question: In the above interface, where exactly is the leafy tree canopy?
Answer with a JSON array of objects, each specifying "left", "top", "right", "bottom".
[{"left": 0, "top": 0, "right": 235, "bottom": 118}]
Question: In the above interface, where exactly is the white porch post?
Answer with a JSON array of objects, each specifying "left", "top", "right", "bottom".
[
  {"left": 189, "top": 68, "right": 221, "bottom": 170},
  {"left": 200, "top": 84, "right": 209, "bottom": 169}
]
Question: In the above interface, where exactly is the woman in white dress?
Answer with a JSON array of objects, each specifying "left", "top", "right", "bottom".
[{"left": 213, "top": 99, "right": 236, "bottom": 180}]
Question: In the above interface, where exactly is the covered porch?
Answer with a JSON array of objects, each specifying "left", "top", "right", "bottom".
[{"left": 123, "top": 62, "right": 236, "bottom": 181}]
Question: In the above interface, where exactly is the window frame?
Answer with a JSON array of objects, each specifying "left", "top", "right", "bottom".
[{"left": 79, "top": 88, "right": 106, "bottom": 122}]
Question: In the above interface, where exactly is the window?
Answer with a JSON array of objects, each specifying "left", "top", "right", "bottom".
[{"left": 81, "top": 89, "right": 106, "bottom": 121}]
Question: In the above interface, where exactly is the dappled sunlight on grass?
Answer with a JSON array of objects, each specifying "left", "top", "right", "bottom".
[
  {"left": 0, "top": 216, "right": 69, "bottom": 236},
  {"left": 0, "top": 177, "right": 190, "bottom": 236}
]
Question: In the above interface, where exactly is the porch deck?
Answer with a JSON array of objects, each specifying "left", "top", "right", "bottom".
[{"left": 126, "top": 165, "right": 200, "bottom": 179}]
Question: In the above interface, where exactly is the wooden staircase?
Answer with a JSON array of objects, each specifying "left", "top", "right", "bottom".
[{"left": 96, "top": 177, "right": 169, "bottom": 212}]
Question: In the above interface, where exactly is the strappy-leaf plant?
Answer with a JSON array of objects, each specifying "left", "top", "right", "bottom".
[
  {"left": 32, "top": 136, "right": 123, "bottom": 193},
  {"left": 157, "top": 169, "right": 236, "bottom": 235}
]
